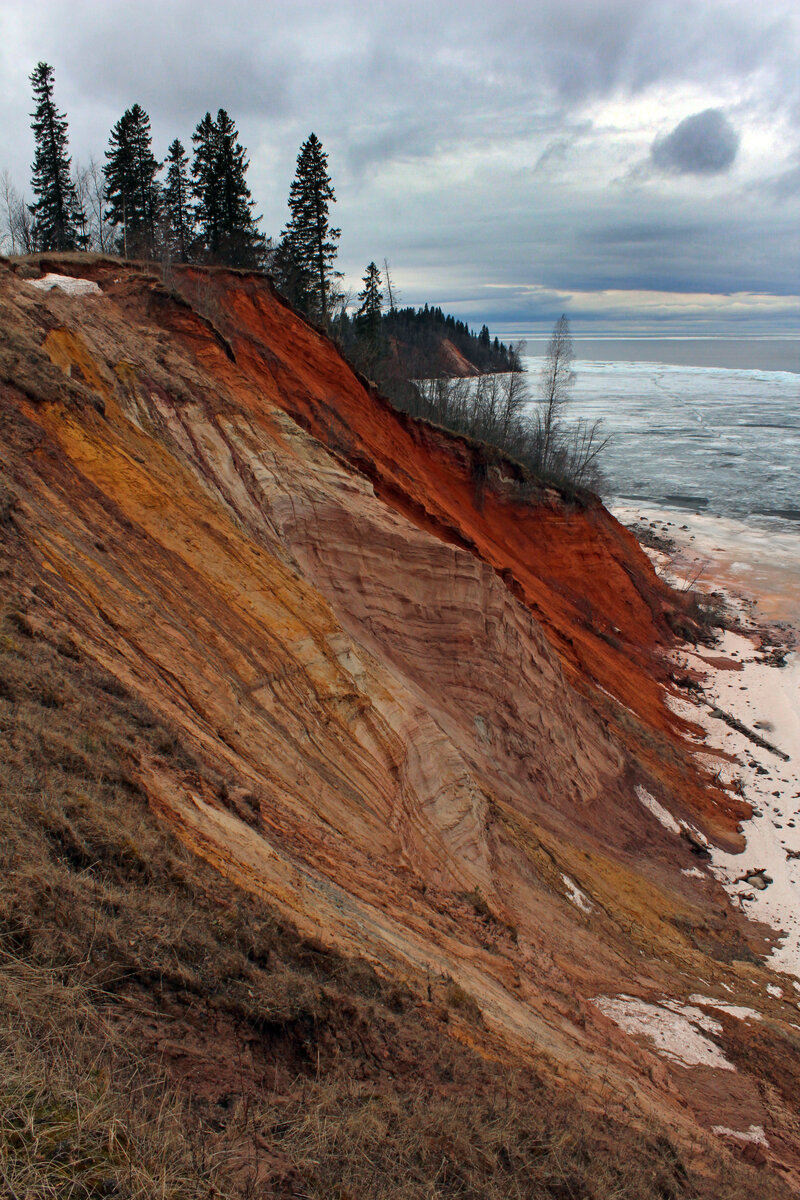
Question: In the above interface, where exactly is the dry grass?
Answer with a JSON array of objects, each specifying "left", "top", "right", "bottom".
[
  {"left": 0, "top": 960, "right": 224, "bottom": 1199},
  {"left": 256, "top": 1077, "right": 695, "bottom": 1200},
  {"left": 0, "top": 541, "right": 787, "bottom": 1197}
]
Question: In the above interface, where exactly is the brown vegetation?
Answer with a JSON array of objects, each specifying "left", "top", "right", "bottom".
[
  {"left": 1, "top": 255, "right": 798, "bottom": 1195},
  {"left": 0, "top": 535, "right": 777, "bottom": 1198}
]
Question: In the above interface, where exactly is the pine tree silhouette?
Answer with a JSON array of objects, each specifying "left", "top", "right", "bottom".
[
  {"left": 163, "top": 139, "right": 193, "bottom": 263},
  {"left": 277, "top": 133, "right": 340, "bottom": 322},
  {"left": 104, "top": 104, "right": 161, "bottom": 258},
  {"left": 191, "top": 110, "right": 265, "bottom": 268},
  {"left": 356, "top": 261, "right": 384, "bottom": 346},
  {"left": 28, "top": 62, "right": 86, "bottom": 251}
]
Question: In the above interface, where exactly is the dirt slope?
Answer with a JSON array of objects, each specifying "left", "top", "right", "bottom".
[{"left": 2, "top": 254, "right": 799, "bottom": 1191}]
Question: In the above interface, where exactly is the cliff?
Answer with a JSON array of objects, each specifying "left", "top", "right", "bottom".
[{"left": 1, "top": 254, "right": 799, "bottom": 1195}]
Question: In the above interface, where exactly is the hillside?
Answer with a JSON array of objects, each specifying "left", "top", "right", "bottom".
[
  {"left": 1, "top": 253, "right": 799, "bottom": 1197},
  {"left": 334, "top": 303, "right": 520, "bottom": 380}
]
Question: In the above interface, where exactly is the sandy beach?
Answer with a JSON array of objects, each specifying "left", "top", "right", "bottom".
[
  {"left": 614, "top": 502, "right": 800, "bottom": 627},
  {"left": 614, "top": 503, "right": 800, "bottom": 979}
]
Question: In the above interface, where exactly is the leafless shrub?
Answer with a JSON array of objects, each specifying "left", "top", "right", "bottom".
[
  {"left": 73, "top": 157, "right": 114, "bottom": 254},
  {"left": 0, "top": 170, "right": 35, "bottom": 255},
  {"left": 413, "top": 369, "right": 610, "bottom": 497}
]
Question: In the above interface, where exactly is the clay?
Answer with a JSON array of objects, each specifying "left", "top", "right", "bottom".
[{"left": 2, "top": 259, "right": 799, "bottom": 1183}]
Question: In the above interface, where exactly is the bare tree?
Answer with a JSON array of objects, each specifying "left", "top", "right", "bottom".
[
  {"left": 0, "top": 170, "right": 15, "bottom": 254},
  {"left": 383, "top": 258, "right": 398, "bottom": 311},
  {"left": 538, "top": 314, "right": 575, "bottom": 472},
  {"left": 496, "top": 363, "right": 529, "bottom": 452},
  {"left": 0, "top": 170, "right": 35, "bottom": 255},
  {"left": 376, "top": 317, "right": 610, "bottom": 495},
  {"left": 74, "top": 157, "right": 113, "bottom": 252},
  {"left": 415, "top": 372, "right": 531, "bottom": 450}
]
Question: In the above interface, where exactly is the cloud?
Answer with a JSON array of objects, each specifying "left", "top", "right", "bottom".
[
  {"left": 756, "top": 148, "right": 800, "bottom": 199},
  {"left": 1, "top": 1, "right": 799, "bottom": 332},
  {"left": 650, "top": 109, "right": 740, "bottom": 175}
]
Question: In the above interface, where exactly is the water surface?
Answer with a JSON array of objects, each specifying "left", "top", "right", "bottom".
[{"left": 522, "top": 350, "right": 800, "bottom": 533}]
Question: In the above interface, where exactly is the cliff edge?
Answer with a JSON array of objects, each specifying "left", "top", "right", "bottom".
[{"left": 2, "top": 255, "right": 798, "bottom": 1194}]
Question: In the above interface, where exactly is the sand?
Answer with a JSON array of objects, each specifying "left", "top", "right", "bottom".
[{"left": 615, "top": 504, "right": 800, "bottom": 979}]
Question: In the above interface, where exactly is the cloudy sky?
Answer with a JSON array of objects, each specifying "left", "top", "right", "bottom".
[{"left": 1, "top": 0, "right": 799, "bottom": 334}]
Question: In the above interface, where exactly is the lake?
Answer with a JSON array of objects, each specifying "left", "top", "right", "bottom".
[{"left": 521, "top": 340, "right": 800, "bottom": 528}]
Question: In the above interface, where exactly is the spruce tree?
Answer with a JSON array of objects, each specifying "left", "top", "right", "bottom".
[
  {"left": 104, "top": 104, "right": 161, "bottom": 258},
  {"left": 271, "top": 231, "right": 313, "bottom": 313},
  {"left": 355, "top": 261, "right": 383, "bottom": 345},
  {"left": 279, "top": 133, "right": 340, "bottom": 322},
  {"left": 191, "top": 110, "right": 265, "bottom": 268},
  {"left": 214, "top": 109, "right": 265, "bottom": 268},
  {"left": 28, "top": 62, "right": 86, "bottom": 251},
  {"left": 191, "top": 112, "right": 220, "bottom": 258},
  {"left": 163, "top": 139, "right": 192, "bottom": 262}
]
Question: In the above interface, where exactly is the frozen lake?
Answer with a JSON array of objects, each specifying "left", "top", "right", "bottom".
[{"left": 522, "top": 353, "right": 800, "bottom": 531}]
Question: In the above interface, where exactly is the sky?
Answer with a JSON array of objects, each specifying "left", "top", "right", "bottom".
[{"left": 1, "top": 0, "right": 799, "bottom": 336}]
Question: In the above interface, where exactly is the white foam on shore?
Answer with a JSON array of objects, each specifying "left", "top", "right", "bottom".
[
  {"left": 593, "top": 994, "right": 734, "bottom": 1070},
  {"left": 27, "top": 273, "right": 102, "bottom": 297}
]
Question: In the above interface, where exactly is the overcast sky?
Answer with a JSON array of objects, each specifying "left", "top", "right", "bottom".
[{"left": 2, "top": 0, "right": 799, "bottom": 334}]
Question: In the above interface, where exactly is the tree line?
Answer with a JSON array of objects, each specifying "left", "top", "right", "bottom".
[
  {"left": 333, "top": 267, "right": 606, "bottom": 495},
  {"left": 3, "top": 64, "right": 516, "bottom": 353},
  {"left": 1, "top": 63, "right": 608, "bottom": 495},
  {"left": 15, "top": 63, "right": 268, "bottom": 268},
  {"left": 338, "top": 300, "right": 520, "bottom": 374},
  {"left": 3, "top": 63, "right": 342, "bottom": 298}
]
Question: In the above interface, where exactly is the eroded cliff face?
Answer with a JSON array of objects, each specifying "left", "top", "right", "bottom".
[{"left": 2, "top": 256, "right": 799, "bottom": 1184}]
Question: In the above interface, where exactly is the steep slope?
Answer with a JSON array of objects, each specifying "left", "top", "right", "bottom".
[{"left": 2, "top": 255, "right": 799, "bottom": 1190}]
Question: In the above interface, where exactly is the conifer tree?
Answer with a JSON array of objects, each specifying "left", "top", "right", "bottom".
[
  {"left": 28, "top": 62, "right": 86, "bottom": 251},
  {"left": 278, "top": 133, "right": 340, "bottom": 322},
  {"left": 163, "top": 139, "right": 192, "bottom": 262},
  {"left": 104, "top": 104, "right": 161, "bottom": 258},
  {"left": 271, "top": 231, "right": 312, "bottom": 313},
  {"left": 355, "top": 261, "right": 383, "bottom": 345},
  {"left": 191, "top": 112, "right": 220, "bottom": 258},
  {"left": 191, "top": 110, "right": 265, "bottom": 268},
  {"left": 215, "top": 109, "right": 265, "bottom": 268}
]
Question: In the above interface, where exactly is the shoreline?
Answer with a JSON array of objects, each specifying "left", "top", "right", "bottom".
[
  {"left": 614, "top": 502, "right": 800, "bottom": 979},
  {"left": 612, "top": 501, "right": 800, "bottom": 629}
]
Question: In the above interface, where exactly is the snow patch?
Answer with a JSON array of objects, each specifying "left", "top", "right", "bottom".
[
  {"left": 27, "top": 273, "right": 101, "bottom": 296},
  {"left": 635, "top": 785, "right": 681, "bottom": 835},
  {"left": 688, "top": 994, "right": 762, "bottom": 1021},
  {"left": 593, "top": 994, "right": 734, "bottom": 1070},
  {"left": 681, "top": 867, "right": 706, "bottom": 879},
  {"left": 712, "top": 1124, "right": 768, "bottom": 1146},
  {"left": 668, "top": 630, "right": 800, "bottom": 978},
  {"left": 766, "top": 984, "right": 783, "bottom": 998},
  {"left": 560, "top": 873, "right": 592, "bottom": 913}
]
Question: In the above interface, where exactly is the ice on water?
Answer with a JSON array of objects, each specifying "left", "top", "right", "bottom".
[{"left": 522, "top": 354, "right": 800, "bottom": 531}]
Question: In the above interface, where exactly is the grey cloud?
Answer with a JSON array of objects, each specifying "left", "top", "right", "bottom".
[
  {"left": 757, "top": 150, "right": 800, "bottom": 200},
  {"left": 2, "top": 0, "right": 800, "bottom": 333},
  {"left": 590, "top": 221, "right": 705, "bottom": 246},
  {"left": 532, "top": 124, "right": 594, "bottom": 174},
  {"left": 650, "top": 109, "right": 739, "bottom": 175}
]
